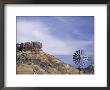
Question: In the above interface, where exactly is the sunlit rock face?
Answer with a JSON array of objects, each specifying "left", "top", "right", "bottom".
[
  {"left": 16, "top": 42, "right": 42, "bottom": 53},
  {"left": 16, "top": 41, "right": 80, "bottom": 74}
]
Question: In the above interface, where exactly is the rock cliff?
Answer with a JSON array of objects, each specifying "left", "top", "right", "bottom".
[{"left": 16, "top": 42, "right": 80, "bottom": 74}]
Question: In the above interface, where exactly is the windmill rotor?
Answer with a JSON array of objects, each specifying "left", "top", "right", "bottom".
[{"left": 73, "top": 50, "right": 89, "bottom": 68}]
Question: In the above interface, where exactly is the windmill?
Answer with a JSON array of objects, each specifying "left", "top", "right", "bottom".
[{"left": 73, "top": 50, "right": 90, "bottom": 74}]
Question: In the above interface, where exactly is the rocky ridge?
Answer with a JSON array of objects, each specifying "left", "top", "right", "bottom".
[{"left": 16, "top": 41, "right": 80, "bottom": 74}]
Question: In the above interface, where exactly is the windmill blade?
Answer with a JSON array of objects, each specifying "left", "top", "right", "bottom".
[
  {"left": 74, "top": 61, "right": 79, "bottom": 65},
  {"left": 76, "top": 51, "right": 78, "bottom": 55},
  {"left": 76, "top": 50, "right": 80, "bottom": 56},
  {"left": 73, "top": 58, "right": 76, "bottom": 61},
  {"left": 73, "top": 55, "right": 78, "bottom": 58},
  {"left": 83, "top": 56, "right": 89, "bottom": 62},
  {"left": 73, "top": 55, "right": 77, "bottom": 57},
  {"left": 73, "top": 59, "right": 77, "bottom": 62},
  {"left": 78, "top": 50, "right": 80, "bottom": 55},
  {"left": 83, "top": 56, "right": 88, "bottom": 59},
  {"left": 74, "top": 52, "right": 78, "bottom": 56},
  {"left": 75, "top": 51, "right": 80, "bottom": 59},
  {"left": 73, "top": 58, "right": 78, "bottom": 61},
  {"left": 74, "top": 58, "right": 79, "bottom": 63}
]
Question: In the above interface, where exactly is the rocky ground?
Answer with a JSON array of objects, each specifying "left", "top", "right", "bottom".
[{"left": 16, "top": 50, "right": 81, "bottom": 74}]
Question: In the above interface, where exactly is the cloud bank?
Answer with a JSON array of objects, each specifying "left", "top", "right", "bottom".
[{"left": 17, "top": 16, "right": 94, "bottom": 55}]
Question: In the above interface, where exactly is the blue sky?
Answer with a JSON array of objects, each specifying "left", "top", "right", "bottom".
[{"left": 17, "top": 16, "right": 94, "bottom": 56}]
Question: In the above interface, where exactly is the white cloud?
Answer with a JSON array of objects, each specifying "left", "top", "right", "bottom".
[{"left": 17, "top": 20, "right": 93, "bottom": 55}]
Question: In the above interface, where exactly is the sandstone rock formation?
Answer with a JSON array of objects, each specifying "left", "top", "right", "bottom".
[
  {"left": 16, "top": 41, "right": 42, "bottom": 53},
  {"left": 16, "top": 41, "right": 80, "bottom": 74}
]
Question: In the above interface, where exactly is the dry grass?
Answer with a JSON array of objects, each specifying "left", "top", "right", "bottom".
[{"left": 16, "top": 64, "right": 34, "bottom": 74}]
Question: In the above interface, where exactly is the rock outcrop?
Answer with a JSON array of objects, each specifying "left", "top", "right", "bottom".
[
  {"left": 16, "top": 41, "right": 80, "bottom": 74},
  {"left": 16, "top": 41, "right": 42, "bottom": 53}
]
